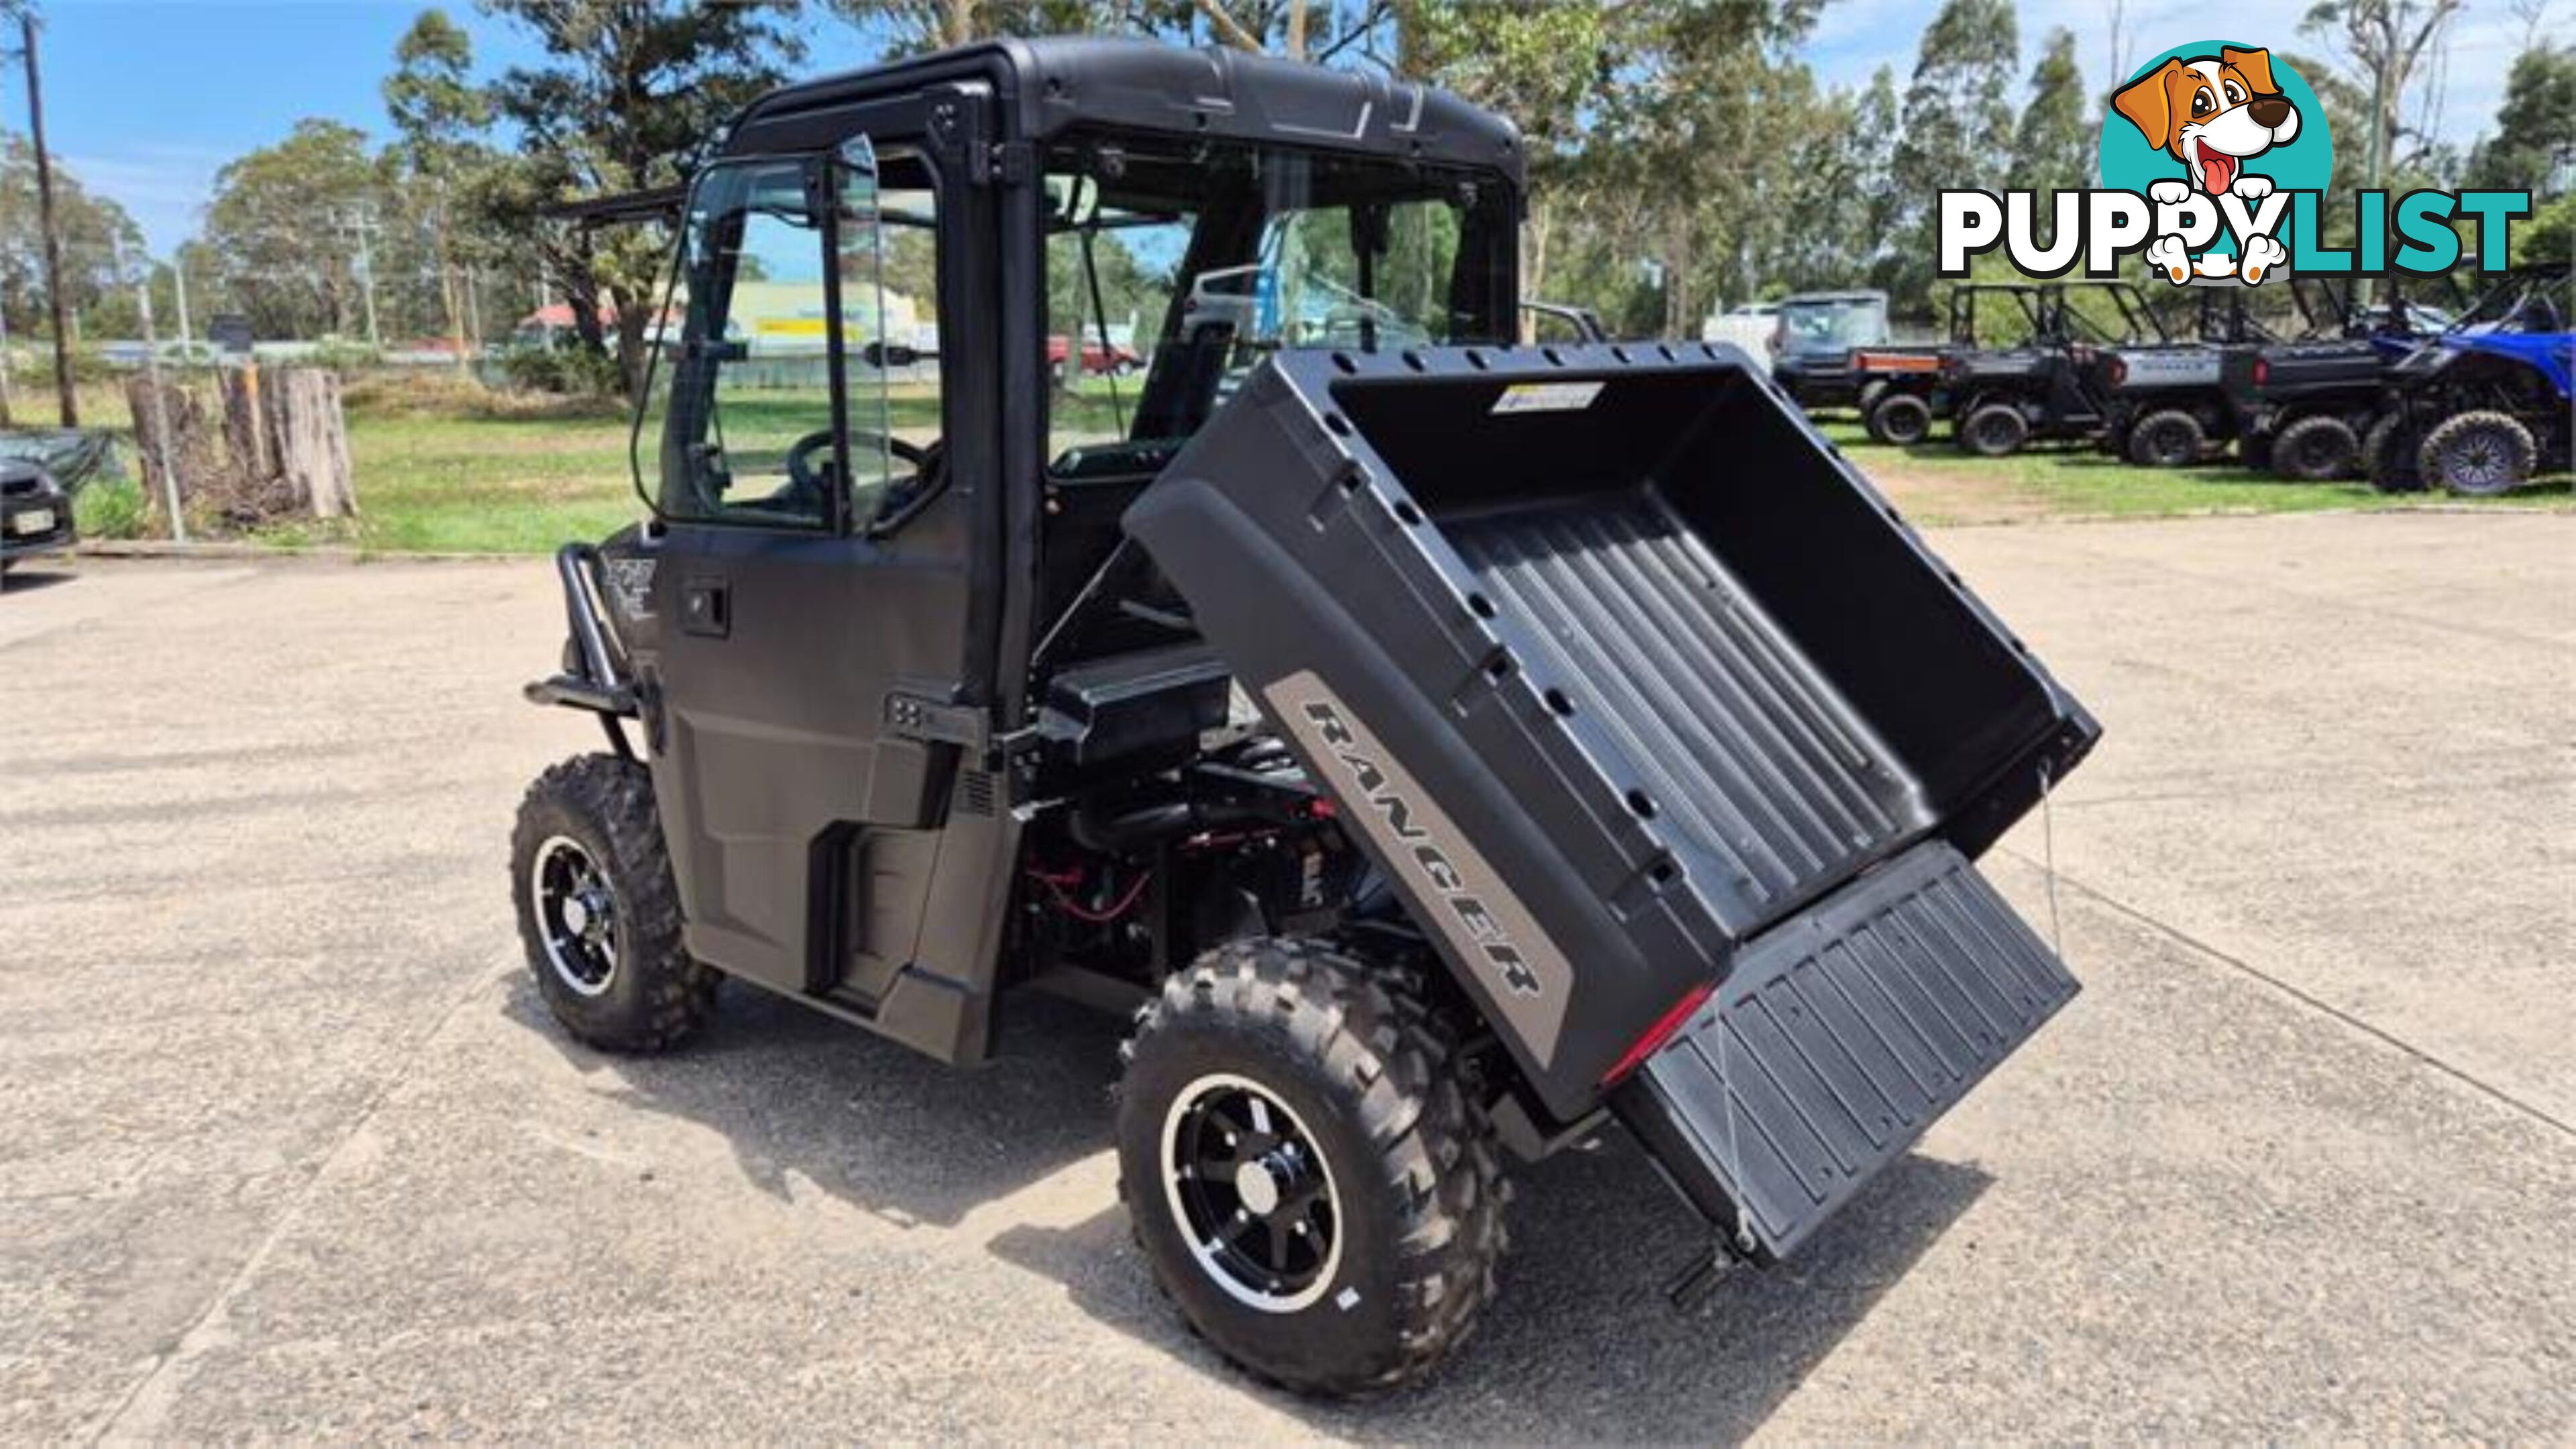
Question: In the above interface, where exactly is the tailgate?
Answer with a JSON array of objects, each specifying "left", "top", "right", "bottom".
[
  {"left": 1615, "top": 839, "right": 2075, "bottom": 1260},
  {"left": 1124, "top": 343, "right": 2096, "bottom": 1121}
]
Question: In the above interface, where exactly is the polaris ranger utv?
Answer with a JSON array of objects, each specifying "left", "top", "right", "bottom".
[
  {"left": 2219, "top": 276, "right": 2451, "bottom": 482},
  {"left": 1847, "top": 282, "right": 2047, "bottom": 445},
  {"left": 512, "top": 38, "right": 2098, "bottom": 1397},
  {"left": 2088, "top": 284, "right": 2277, "bottom": 468},
  {"left": 1940, "top": 280, "right": 2165, "bottom": 458}
]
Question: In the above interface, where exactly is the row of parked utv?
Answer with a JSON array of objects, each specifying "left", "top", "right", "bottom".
[{"left": 1768, "top": 264, "right": 2571, "bottom": 497}]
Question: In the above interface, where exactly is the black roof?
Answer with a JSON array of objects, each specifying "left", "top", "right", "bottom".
[{"left": 727, "top": 36, "right": 1523, "bottom": 184}]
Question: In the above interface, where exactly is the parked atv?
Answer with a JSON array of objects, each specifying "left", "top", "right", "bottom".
[
  {"left": 1942, "top": 280, "right": 2164, "bottom": 458},
  {"left": 2368, "top": 263, "right": 2572, "bottom": 496},
  {"left": 511, "top": 37, "right": 2098, "bottom": 1399},
  {"left": 2220, "top": 276, "right": 2451, "bottom": 481}
]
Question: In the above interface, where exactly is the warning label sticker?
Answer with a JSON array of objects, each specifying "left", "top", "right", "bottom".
[{"left": 1490, "top": 380, "right": 1605, "bottom": 415}]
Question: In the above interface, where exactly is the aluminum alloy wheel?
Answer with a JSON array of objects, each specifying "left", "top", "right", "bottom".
[
  {"left": 531, "top": 835, "right": 619, "bottom": 998},
  {"left": 1161, "top": 1072, "right": 1344, "bottom": 1313}
]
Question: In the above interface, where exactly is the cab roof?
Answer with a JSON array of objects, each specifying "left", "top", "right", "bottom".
[{"left": 724, "top": 36, "right": 1524, "bottom": 186}]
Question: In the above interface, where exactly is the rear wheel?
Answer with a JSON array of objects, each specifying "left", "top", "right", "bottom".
[
  {"left": 510, "top": 753, "right": 717, "bottom": 1053},
  {"left": 2363, "top": 413, "right": 2425, "bottom": 494},
  {"left": 1116, "top": 938, "right": 1507, "bottom": 1397},
  {"left": 2269, "top": 414, "right": 2359, "bottom": 482},
  {"left": 2127, "top": 409, "right": 2205, "bottom": 468},
  {"left": 2419, "top": 410, "right": 2536, "bottom": 496},
  {"left": 1957, "top": 402, "right": 2029, "bottom": 457},
  {"left": 1866, "top": 391, "right": 1931, "bottom": 446}
]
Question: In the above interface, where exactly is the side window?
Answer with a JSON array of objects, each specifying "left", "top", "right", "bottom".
[
  {"left": 642, "top": 158, "right": 838, "bottom": 528},
  {"left": 839, "top": 146, "right": 946, "bottom": 529},
  {"left": 1043, "top": 178, "right": 1184, "bottom": 466}
]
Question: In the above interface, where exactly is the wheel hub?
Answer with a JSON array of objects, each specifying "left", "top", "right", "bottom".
[
  {"left": 531, "top": 835, "right": 619, "bottom": 998},
  {"left": 1162, "top": 1073, "right": 1343, "bottom": 1313}
]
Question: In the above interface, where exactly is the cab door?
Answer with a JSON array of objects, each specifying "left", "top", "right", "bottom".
[{"left": 635, "top": 134, "right": 985, "bottom": 1011}]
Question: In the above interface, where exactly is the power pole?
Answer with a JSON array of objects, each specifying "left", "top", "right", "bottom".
[
  {"left": 21, "top": 9, "right": 76, "bottom": 425},
  {"left": 345, "top": 209, "right": 382, "bottom": 350},
  {"left": 0, "top": 298, "right": 15, "bottom": 427},
  {"left": 171, "top": 255, "right": 194, "bottom": 368}
]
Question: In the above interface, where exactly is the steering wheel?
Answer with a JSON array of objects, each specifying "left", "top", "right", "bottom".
[{"left": 784, "top": 428, "right": 930, "bottom": 494}]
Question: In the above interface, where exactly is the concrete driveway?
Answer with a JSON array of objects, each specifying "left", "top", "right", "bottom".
[{"left": 3, "top": 512, "right": 2570, "bottom": 1442}]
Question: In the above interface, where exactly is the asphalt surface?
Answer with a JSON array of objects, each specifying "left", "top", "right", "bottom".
[{"left": 3, "top": 511, "right": 2570, "bottom": 1442}]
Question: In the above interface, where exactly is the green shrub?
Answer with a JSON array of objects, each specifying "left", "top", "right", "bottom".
[
  {"left": 75, "top": 474, "right": 148, "bottom": 540},
  {"left": 498, "top": 339, "right": 625, "bottom": 396}
]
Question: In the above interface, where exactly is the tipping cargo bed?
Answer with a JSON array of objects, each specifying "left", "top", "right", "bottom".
[
  {"left": 1444, "top": 492, "right": 1914, "bottom": 920},
  {"left": 1125, "top": 342, "right": 2098, "bottom": 1149}
]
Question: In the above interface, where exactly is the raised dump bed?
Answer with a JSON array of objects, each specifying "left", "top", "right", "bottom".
[{"left": 1126, "top": 341, "right": 2097, "bottom": 1253}]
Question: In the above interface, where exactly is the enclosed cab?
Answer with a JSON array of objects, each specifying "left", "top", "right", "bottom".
[
  {"left": 510, "top": 37, "right": 2099, "bottom": 1398},
  {"left": 1766, "top": 288, "right": 1890, "bottom": 411}
]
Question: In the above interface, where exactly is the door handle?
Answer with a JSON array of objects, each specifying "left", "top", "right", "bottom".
[{"left": 680, "top": 578, "right": 730, "bottom": 638}]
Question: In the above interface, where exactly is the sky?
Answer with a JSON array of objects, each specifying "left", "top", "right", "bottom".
[{"left": 11, "top": 0, "right": 2552, "bottom": 257}]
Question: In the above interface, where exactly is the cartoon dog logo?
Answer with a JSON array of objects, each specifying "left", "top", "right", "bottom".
[{"left": 2114, "top": 46, "right": 2301, "bottom": 284}]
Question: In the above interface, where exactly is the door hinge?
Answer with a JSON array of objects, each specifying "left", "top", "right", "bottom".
[{"left": 884, "top": 692, "right": 988, "bottom": 749}]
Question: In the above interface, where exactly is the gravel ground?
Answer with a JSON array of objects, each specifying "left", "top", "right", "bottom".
[{"left": 1, "top": 511, "right": 2569, "bottom": 1442}]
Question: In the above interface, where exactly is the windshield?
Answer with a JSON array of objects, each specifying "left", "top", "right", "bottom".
[
  {"left": 1776, "top": 298, "right": 1884, "bottom": 355},
  {"left": 1040, "top": 133, "right": 1514, "bottom": 470}
]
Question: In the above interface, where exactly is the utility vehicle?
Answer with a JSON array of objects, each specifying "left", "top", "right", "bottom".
[
  {"left": 2087, "top": 285, "right": 2278, "bottom": 468},
  {"left": 512, "top": 38, "right": 2097, "bottom": 1398},
  {"left": 1939, "top": 280, "right": 2163, "bottom": 458},
  {"left": 2366, "top": 262, "right": 2572, "bottom": 495},
  {"left": 2218, "top": 276, "right": 2449, "bottom": 481},
  {"left": 1764, "top": 289, "right": 1888, "bottom": 412},
  {"left": 1847, "top": 282, "right": 2078, "bottom": 447}
]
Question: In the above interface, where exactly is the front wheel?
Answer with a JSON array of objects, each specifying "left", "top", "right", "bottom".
[
  {"left": 2363, "top": 413, "right": 2425, "bottom": 494},
  {"left": 2420, "top": 410, "right": 2537, "bottom": 496},
  {"left": 1116, "top": 938, "right": 1508, "bottom": 1397},
  {"left": 510, "top": 753, "right": 718, "bottom": 1053},
  {"left": 2127, "top": 408, "right": 2205, "bottom": 468}
]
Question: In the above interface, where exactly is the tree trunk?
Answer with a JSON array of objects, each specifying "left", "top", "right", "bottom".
[
  {"left": 273, "top": 368, "right": 356, "bottom": 519},
  {"left": 221, "top": 365, "right": 272, "bottom": 482},
  {"left": 612, "top": 284, "right": 651, "bottom": 402},
  {"left": 1521, "top": 195, "right": 1554, "bottom": 341}
]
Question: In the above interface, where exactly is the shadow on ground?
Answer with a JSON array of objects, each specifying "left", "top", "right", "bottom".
[
  {"left": 0, "top": 564, "right": 78, "bottom": 592},
  {"left": 504, "top": 975, "right": 1124, "bottom": 1229},
  {"left": 504, "top": 974, "right": 1989, "bottom": 1439}
]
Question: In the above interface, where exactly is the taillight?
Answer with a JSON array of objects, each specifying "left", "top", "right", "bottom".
[
  {"left": 2108, "top": 357, "right": 2128, "bottom": 386},
  {"left": 2252, "top": 357, "right": 2271, "bottom": 386},
  {"left": 1601, "top": 979, "right": 1717, "bottom": 1086}
]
